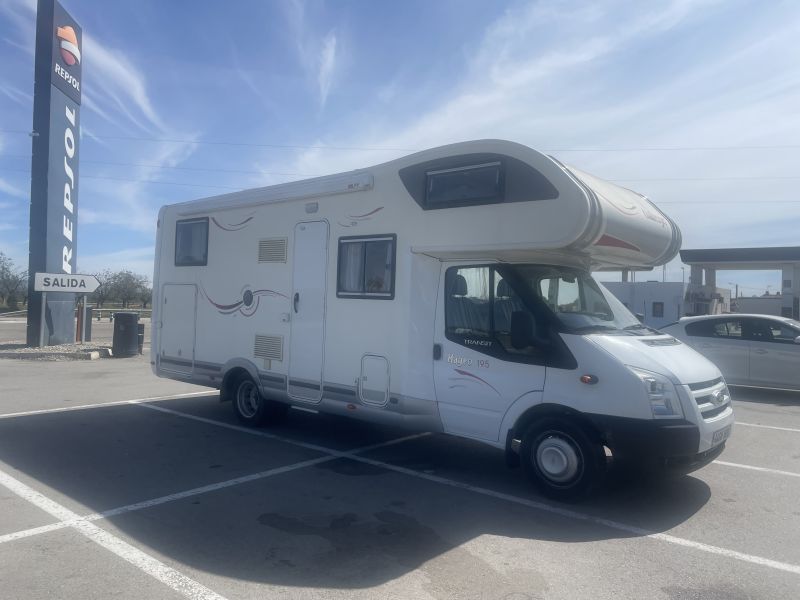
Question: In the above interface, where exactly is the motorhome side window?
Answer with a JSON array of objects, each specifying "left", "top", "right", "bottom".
[
  {"left": 174, "top": 218, "right": 209, "bottom": 267},
  {"left": 445, "top": 266, "right": 541, "bottom": 358},
  {"left": 426, "top": 162, "right": 504, "bottom": 208},
  {"left": 337, "top": 235, "right": 396, "bottom": 299}
]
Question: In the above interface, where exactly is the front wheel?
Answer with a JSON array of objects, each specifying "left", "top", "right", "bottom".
[
  {"left": 232, "top": 375, "right": 288, "bottom": 427},
  {"left": 520, "top": 417, "right": 605, "bottom": 501}
]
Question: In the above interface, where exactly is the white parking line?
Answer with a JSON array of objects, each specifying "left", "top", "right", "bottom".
[
  {"left": 737, "top": 422, "right": 800, "bottom": 434},
  {"left": 0, "top": 468, "right": 227, "bottom": 600},
  {"left": 0, "top": 432, "right": 428, "bottom": 546},
  {"left": 139, "top": 404, "right": 800, "bottom": 577},
  {"left": 713, "top": 460, "right": 800, "bottom": 478},
  {"left": 0, "top": 391, "right": 215, "bottom": 420}
]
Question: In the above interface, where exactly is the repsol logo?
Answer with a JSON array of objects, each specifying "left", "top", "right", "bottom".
[
  {"left": 54, "top": 63, "right": 80, "bottom": 92},
  {"left": 464, "top": 338, "right": 492, "bottom": 347},
  {"left": 62, "top": 105, "right": 77, "bottom": 273}
]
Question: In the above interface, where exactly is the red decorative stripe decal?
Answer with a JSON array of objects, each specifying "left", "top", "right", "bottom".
[
  {"left": 594, "top": 234, "right": 641, "bottom": 252},
  {"left": 211, "top": 215, "right": 254, "bottom": 231},
  {"left": 348, "top": 207, "right": 384, "bottom": 219},
  {"left": 454, "top": 368, "right": 500, "bottom": 396}
]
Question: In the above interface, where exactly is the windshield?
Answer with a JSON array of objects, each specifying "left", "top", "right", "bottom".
[{"left": 510, "top": 265, "right": 650, "bottom": 334}]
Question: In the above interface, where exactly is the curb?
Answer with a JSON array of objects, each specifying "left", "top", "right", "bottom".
[{"left": 0, "top": 347, "right": 114, "bottom": 361}]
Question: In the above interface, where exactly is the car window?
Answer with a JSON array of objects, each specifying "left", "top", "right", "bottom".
[
  {"left": 686, "top": 319, "right": 743, "bottom": 339},
  {"left": 766, "top": 321, "right": 800, "bottom": 344},
  {"left": 743, "top": 318, "right": 775, "bottom": 342}
]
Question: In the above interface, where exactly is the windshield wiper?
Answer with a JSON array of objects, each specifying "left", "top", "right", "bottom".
[{"left": 623, "top": 323, "right": 660, "bottom": 334}]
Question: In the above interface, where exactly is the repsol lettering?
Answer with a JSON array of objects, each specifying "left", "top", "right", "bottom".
[
  {"left": 54, "top": 63, "right": 80, "bottom": 91},
  {"left": 62, "top": 105, "right": 76, "bottom": 273}
]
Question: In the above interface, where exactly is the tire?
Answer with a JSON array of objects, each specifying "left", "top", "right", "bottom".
[
  {"left": 231, "top": 375, "right": 289, "bottom": 427},
  {"left": 520, "top": 417, "right": 605, "bottom": 501}
]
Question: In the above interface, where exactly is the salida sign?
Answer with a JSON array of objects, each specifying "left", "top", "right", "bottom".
[{"left": 34, "top": 272, "right": 99, "bottom": 293}]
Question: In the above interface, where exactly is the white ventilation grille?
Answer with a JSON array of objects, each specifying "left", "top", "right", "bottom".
[
  {"left": 254, "top": 335, "right": 283, "bottom": 361},
  {"left": 258, "top": 238, "right": 288, "bottom": 263}
]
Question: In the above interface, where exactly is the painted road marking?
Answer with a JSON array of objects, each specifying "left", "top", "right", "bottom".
[
  {"left": 0, "top": 468, "right": 227, "bottom": 600},
  {"left": 713, "top": 460, "right": 800, "bottom": 478},
  {"left": 0, "top": 391, "right": 214, "bottom": 420},
  {"left": 736, "top": 421, "right": 800, "bottom": 434},
  {"left": 140, "top": 404, "right": 800, "bottom": 577},
  {"left": 0, "top": 432, "right": 428, "bottom": 546}
]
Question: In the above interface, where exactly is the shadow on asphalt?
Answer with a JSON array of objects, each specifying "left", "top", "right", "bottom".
[
  {"left": 0, "top": 395, "right": 712, "bottom": 589},
  {"left": 730, "top": 385, "right": 800, "bottom": 406}
]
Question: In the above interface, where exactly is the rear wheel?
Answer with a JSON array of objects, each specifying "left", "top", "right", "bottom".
[
  {"left": 232, "top": 375, "right": 288, "bottom": 426},
  {"left": 520, "top": 417, "right": 605, "bottom": 501}
]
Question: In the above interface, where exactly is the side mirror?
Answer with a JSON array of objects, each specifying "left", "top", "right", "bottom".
[
  {"left": 510, "top": 311, "right": 536, "bottom": 349},
  {"left": 635, "top": 313, "right": 645, "bottom": 323},
  {"left": 794, "top": 336, "right": 800, "bottom": 345}
]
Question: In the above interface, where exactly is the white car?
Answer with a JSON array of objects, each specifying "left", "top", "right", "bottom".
[{"left": 661, "top": 314, "right": 800, "bottom": 390}]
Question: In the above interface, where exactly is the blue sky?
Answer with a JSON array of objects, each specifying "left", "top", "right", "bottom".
[{"left": 0, "top": 0, "right": 798, "bottom": 297}]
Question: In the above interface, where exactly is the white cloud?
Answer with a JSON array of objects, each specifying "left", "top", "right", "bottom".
[
  {"left": 0, "top": 84, "right": 31, "bottom": 107},
  {"left": 281, "top": 0, "right": 341, "bottom": 107},
  {"left": 262, "top": 0, "right": 799, "bottom": 269},
  {"left": 82, "top": 33, "right": 166, "bottom": 134},
  {"left": 77, "top": 246, "right": 154, "bottom": 278},
  {"left": 0, "top": 178, "right": 26, "bottom": 199},
  {"left": 317, "top": 31, "right": 337, "bottom": 107}
]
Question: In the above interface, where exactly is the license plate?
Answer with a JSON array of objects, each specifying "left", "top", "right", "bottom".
[{"left": 712, "top": 425, "right": 732, "bottom": 445}]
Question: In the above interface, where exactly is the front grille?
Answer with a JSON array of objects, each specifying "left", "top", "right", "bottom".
[
  {"left": 688, "top": 377, "right": 723, "bottom": 391},
  {"left": 688, "top": 378, "right": 730, "bottom": 420},
  {"left": 701, "top": 403, "right": 730, "bottom": 419}
]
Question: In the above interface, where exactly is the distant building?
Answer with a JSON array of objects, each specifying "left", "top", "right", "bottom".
[
  {"left": 680, "top": 246, "right": 800, "bottom": 319},
  {"left": 603, "top": 281, "right": 693, "bottom": 328},
  {"left": 731, "top": 295, "right": 783, "bottom": 316}
]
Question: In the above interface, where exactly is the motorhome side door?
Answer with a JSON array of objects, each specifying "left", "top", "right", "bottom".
[
  {"left": 288, "top": 221, "right": 329, "bottom": 402},
  {"left": 158, "top": 283, "right": 197, "bottom": 374},
  {"left": 433, "top": 265, "right": 546, "bottom": 442}
]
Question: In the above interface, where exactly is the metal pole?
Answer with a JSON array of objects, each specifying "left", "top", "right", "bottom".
[{"left": 38, "top": 291, "right": 46, "bottom": 348}]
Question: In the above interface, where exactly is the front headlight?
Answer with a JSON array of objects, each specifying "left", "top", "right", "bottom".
[{"left": 628, "top": 367, "right": 684, "bottom": 419}]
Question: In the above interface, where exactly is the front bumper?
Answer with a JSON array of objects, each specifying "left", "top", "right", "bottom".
[{"left": 587, "top": 414, "right": 702, "bottom": 461}]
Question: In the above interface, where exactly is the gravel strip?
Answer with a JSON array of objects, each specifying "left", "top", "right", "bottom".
[{"left": 0, "top": 341, "right": 114, "bottom": 361}]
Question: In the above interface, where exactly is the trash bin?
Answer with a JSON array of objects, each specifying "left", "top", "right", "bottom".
[
  {"left": 112, "top": 312, "right": 139, "bottom": 358},
  {"left": 137, "top": 322, "right": 145, "bottom": 355}
]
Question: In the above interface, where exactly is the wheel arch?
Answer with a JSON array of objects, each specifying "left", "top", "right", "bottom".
[
  {"left": 508, "top": 403, "right": 603, "bottom": 452},
  {"left": 219, "top": 358, "right": 262, "bottom": 403}
]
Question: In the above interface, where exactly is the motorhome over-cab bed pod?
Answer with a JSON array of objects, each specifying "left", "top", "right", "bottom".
[{"left": 162, "top": 140, "right": 680, "bottom": 271}]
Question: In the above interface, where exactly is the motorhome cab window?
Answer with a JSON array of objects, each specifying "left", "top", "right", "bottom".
[
  {"left": 337, "top": 235, "right": 396, "bottom": 299},
  {"left": 445, "top": 266, "right": 541, "bottom": 358},
  {"left": 174, "top": 218, "right": 209, "bottom": 267},
  {"left": 426, "top": 162, "right": 504, "bottom": 208}
]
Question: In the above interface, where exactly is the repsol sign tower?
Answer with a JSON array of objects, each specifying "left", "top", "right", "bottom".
[{"left": 26, "top": 0, "right": 82, "bottom": 346}]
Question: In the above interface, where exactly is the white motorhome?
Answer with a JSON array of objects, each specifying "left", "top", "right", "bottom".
[{"left": 152, "top": 140, "right": 734, "bottom": 499}]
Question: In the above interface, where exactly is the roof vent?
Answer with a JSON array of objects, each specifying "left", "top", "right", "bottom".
[
  {"left": 254, "top": 334, "right": 283, "bottom": 361},
  {"left": 258, "top": 238, "right": 288, "bottom": 263}
]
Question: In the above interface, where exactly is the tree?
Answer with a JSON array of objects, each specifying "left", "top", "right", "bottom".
[
  {"left": 0, "top": 252, "right": 28, "bottom": 311},
  {"left": 110, "top": 270, "right": 149, "bottom": 308},
  {"left": 90, "top": 268, "right": 116, "bottom": 308},
  {"left": 138, "top": 283, "right": 153, "bottom": 309}
]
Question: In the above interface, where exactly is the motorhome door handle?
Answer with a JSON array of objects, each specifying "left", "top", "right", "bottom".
[
  {"left": 752, "top": 348, "right": 768, "bottom": 354},
  {"left": 293, "top": 292, "right": 300, "bottom": 313},
  {"left": 433, "top": 344, "right": 442, "bottom": 360}
]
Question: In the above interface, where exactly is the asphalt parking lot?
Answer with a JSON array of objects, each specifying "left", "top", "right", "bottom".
[{"left": 0, "top": 339, "right": 799, "bottom": 598}]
